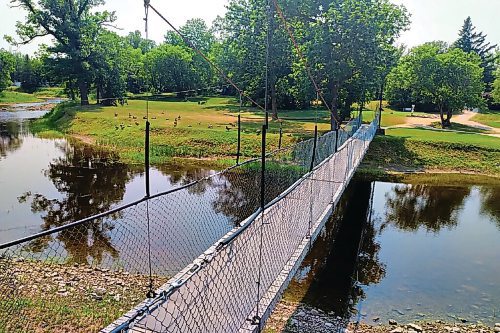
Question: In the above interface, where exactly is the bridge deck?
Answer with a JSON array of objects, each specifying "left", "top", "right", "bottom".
[{"left": 104, "top": 121, "right": 376, "bottom": 333}]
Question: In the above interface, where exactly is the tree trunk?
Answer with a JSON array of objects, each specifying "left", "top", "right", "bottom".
[
  {"left": 439, "top": 103, "right": 446, "bottom": 129},
  {"left": 331, "top": 82, "right": 340, "bottom": 131},
  {"left": 79, "top": 79, "right": 89, "bottom": 106},
  {"left": 445, "top": 109, "right": 453, "bottom": 127},
  {"left": 271, "top": 83, "right": 278, "bottom": 120},
  {"left": 96, "top": 86, "right": 100, "bottom": 105}
]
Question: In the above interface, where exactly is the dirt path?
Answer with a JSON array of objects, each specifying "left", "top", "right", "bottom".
[{"left": 388, "top": 110, "right": 500, "bottom": 138}]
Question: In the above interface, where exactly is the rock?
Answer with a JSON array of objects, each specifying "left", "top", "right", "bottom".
[
  {"left": 451, "top": 327, "right": 460, "bottom": 333},
  {"left": 458, "top": 317, "right": 467, "bottom": 323},
  {"left": 390, "top": 328, "right": 404, "bottom": 333},
  {"left": 389, "top": 319, "right": 398, "bottom": 325},
  {"left": 295, "top": 311, "right": 305, "bottom": 318},
  {"left": 94, "top": 287, "right": 106, "bottom": 296},
  {"left": 407, "top": 323, "right": 423, "bottom": 332},
  {"left": 90, "top": 292, "right": 103, "bottom": 301},
  {"left": 325, "top": 322, "right": 333, "bottom": 328},
  {"left": 372, "top": 317, "right": 380, "bottom": 322},
  {"left": 494, "top": 327, "right": 500, "bottom": 333},
  {"left": 310, "top": 309, "right": 319, "bottom": 316}
]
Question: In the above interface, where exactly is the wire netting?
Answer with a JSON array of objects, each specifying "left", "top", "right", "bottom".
[{"left": 0, "top": 114, "right": 378, "bottom": 333}]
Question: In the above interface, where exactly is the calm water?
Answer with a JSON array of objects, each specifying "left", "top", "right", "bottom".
[
  {"left": 0, "top": 111, "right": 225, "bottom": 244},
  {"left": 289, "top": 180, "right": 500, "bottom": 325},
  {"left": 1, "top": 105, "right": 499, "bottom": 325}
]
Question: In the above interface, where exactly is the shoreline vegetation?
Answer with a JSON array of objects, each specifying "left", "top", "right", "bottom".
[
  {"left": 28, "top": 97, "right": 500, "bottom": 177},
  {"left": 0, "top": 258, "right": 169, "bottom": 333}
]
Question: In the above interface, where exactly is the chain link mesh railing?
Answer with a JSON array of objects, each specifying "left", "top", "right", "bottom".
[{"left": 0, "top": 113, "right": 378, "bottom": 333}]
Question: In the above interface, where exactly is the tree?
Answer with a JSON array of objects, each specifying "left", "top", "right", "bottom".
[
  {"left": 386, "top": 43, "right": 484, "bottom": 128},
  {"left": 9, "top": 0, "right": 116, "bottom": 105},
  {"left": 144, "top": 44, "right": 196, "bottom": 93},
  {"left": 219, "top": 0, "right": 293, "bottom": 118},
  {"left": 454, "top": 17, "right": 497, "bottom": 91},
  {"left": 292, "top": 0, "right": 410, "bottom": 129},
  {"left": 165, "top": 18, "right": 219, "bottom": 91},
  {"left": 91, "top": 31, "right": 132, "bottom": 105},
  {"left": 125, "top": 30, "right": 156, "bottom": 54},
  {"left": 11, "top": 54, "right": 45, "bottom": 93},
  {"left": 0, "top": 50, "right": 15, "bottom": 92}
]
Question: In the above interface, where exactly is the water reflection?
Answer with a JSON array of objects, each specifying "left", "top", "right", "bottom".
[
  {"left": 0, "top": 122, "right": 25, "bottom": 159},
  {"left": 384, "top": 184, "right": 470, "bottom": 232},
  {"left": 17, "top": 143, "right": 130, "bottom": 263},
  {"left": 289, "top": 180, "right": 500, "bottom": 326},
  {"left": 479, "top": 187, "right": 500, "bottom": 228},
  {"left": 288, "top": 182, "right": 385, "bottom": 320}
]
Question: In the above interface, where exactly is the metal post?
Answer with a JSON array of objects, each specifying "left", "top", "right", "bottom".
[
  {"left": 278, "top": 123, "right": 283, "bottom": 149},
  {"left": 378, "top": 82, "right": 384, "bottom": 129},
  {"left": 145, "top": 121, "right": 151, "bottom": 197},
  {"left": 236, "top": 114, "right": 241, "bottom": 164},
  {"left": 260, "top": 124, "right": 267, "bottom": 210},
  {"left": 334, "top": 127, "right": 339, "bottom": 153},
  {"left": 309, "top": 125, "right": 318, "bottom": 172}
]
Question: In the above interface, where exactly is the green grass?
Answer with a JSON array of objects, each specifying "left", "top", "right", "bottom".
[
  {"left": 360, "top": 134, "right": 500, "bottom": 176},
  {"left": 472, "top": 109, "right": 500, "bottom": 128},
  {"left": 0, "top": 90, "right": 42, "bottom": 104},
  {"left": 353, "top": 101, "right": 428, "bottom": 127},
  {"left": 429, "top": 121, "right": 494, "bottom": 134},
  {"left": 33, "top": 87, "right": 65, "bottom": 98},
  {"left": 386, "top": 127, "right": 500, "bottom": 150},
  {"left": 32, "top": 97, "right": 322, "bottom": 164}
]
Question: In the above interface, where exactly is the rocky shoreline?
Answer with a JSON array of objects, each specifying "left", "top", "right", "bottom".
[
  {"left": 265, "top": 303, "right": 499, "bottom": 333},
  {"left": 0, "top": 258, "right": 169, "bottom": 332}
]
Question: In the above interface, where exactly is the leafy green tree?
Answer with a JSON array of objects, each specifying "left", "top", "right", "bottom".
[
  {"left": 11, "top": 54, "right": 45, "bottom": 93},
  {"left": 9, "top": 0, "right": 116, "bottom": 105},
  {"left": 0, "top": 50, "right": 15, "bottom": 92},
  {"left": 219, "top": 0, "right": 293, "bottom": 118},
  {"left": 91, "top": 31, "right": 133, "bottom": 105},
  {"left": 144, "top": 44, "right": 196, "bottom": 93},
  {"left": 125, "top": 30, "right": 156, "bottom": 54},
  {"left": 454, "top": 17, "right": 497, "bottom": 91},
  {"left": 292, "top": 0, "right": 409, "bottom": 129},
  {"left": 167, "top": 18, "right": 219, "bottom": 91},
  {"left": 386, "top": 43, "right": 484, "bottom": 128}
]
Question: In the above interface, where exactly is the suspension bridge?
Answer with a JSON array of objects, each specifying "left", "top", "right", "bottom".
[{"left": 0, "top": 0, "right": 384, "bottom": 332}]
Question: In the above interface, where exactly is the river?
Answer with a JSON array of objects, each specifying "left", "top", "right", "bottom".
[{"left": 1, "top": 103, "right": 499, "bottom": 326}]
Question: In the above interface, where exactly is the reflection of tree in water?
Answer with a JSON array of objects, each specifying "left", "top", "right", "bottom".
[
  {"left": 211, "top": 163, "right": 305, "bottom": 224},
  {"left": 384, "top": 184, "right": 470, "bottom": 232},
  {"left": 0, "top": 122, "right": 25, "bottom": 159},
  {"left": 479, "top": 186, "right": 500, "bottom": 229},
  {"left": 18, "top": 142, "right": 131, "bottom": 264},
  {"left": 157, "top": 164, "right": 215, "bottom": 195},
  {"left": 287, "top": 181, "right": 385, "bottom": 320}
]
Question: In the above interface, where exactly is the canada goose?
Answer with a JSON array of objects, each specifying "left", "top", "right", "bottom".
[
  {"left": 132, "top": 116, "right": 137, "bottom": 119},
  {"left": 208, "top": 124, "right": 213, "bottom": 129},
  {"left": 135, "top": 122, "right": 139, "bottom": 126},
  {"left": 151, "top": 116, "right": 157, "bottom": 120},
  {"left": 115, "top": 126, "right": 119, "bottom": 130},
  {"left": 128, "top": 113, "right": 132, "bottom": 118},
  {"left": 225, "top": 126, "right": 231, "bottom": 131},
  {"left": 256, "top": 130, "right": 261, "bottom": 135},
  {"left": 114, "top": 112, "right": 118, "bottom": 117}
]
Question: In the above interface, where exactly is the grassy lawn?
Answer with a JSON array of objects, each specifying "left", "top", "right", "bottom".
[
  {"left": 353, "top": 101, "right": 429, "bottom": 127},
  {"left": 360, "top": 129, "right": 500, "bottom": 176},
  {"left": 386, "top": 127, "right": 500, "bottom": 150},
  {"left": 0, "top": 90, "right": 42, "bottom": 104},
  {"left": 429, "top": 121, "right": 494, "bottom": 134},
  {"left": 472, "top": 109, "right": 500, "bottom": 128},
  {"left": 33, "top": 96, "right": 329, "bottom": 164}
]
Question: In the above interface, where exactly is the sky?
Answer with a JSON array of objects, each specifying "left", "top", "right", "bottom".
[{"left": 0, "top": 0, "right": 499, "bottom": 55}]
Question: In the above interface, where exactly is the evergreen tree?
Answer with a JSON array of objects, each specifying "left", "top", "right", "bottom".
[{"left": 454, "top": 17, "right": 497, "bottom": 91}]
